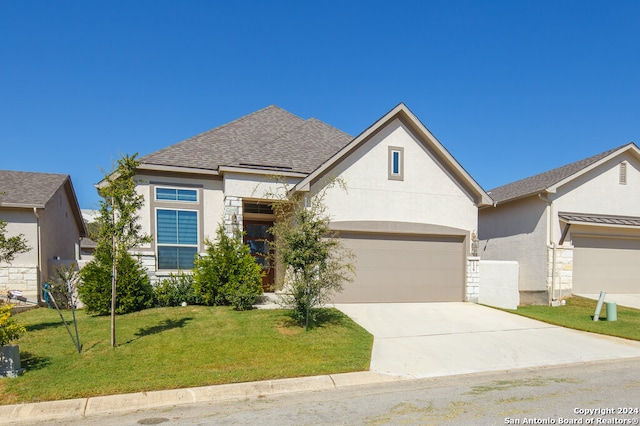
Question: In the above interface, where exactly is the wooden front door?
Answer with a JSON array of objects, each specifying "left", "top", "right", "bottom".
[{"left": 243, "top": 220, "right": 275, "bottom": 291}]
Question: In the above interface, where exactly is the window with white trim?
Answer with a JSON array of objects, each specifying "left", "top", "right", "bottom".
[
  {"left": 155, "top": 187, "right": 198, "bottom": 202},
  {"left": 156, "top": 209, "right": 198, "bottom": 269},
  {"left": 388, "top": 146, "right": 404, "bottom": 181}
]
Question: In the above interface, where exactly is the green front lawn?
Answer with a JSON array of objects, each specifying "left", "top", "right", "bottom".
[
  {"left": 509, "top": 296, "right": 640, "bottom": 341},
  {"left": 0, "top": 306, "right": 373, "bottom": 405}
]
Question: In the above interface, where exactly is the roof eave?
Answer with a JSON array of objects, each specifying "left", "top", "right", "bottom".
[
  {"left": 137, "top": 163, "right": 221, "bottom": 176},
  {"left": 62, "top": 177, "right": 88, "bottom": 237},
  {"left": 0, "top": 202, "right": 45, "bottom": 209}
]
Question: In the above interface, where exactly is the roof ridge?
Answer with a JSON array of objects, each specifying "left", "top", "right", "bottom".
[
  {"left": 224, "top": 114, "right": 352, "bottom": 170},
  {"left": 224, "top": 110, "right": 312, "bottom": 167},
  {"left": 140, "top": 105, "right": 299, "bottom": 162}
]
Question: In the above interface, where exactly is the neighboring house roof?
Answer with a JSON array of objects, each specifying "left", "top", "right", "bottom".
[
  {"left": 487, "top": 142, "right": 640, "bottom": 205},
  {"left": 0, "top": 170, "right": 87, "bottom": 236},
  {"left": 295, "top": 103, "right": 493, "bottom": 207},
  {"left": 558, "top": 212, "right": 640, "bottom": 228},
  {"left": 0, "top": 170, "right": 68, "bottom": 207},
  {"left": 139, "top": 105, "right": 353, "bottom": 175},
  {"left": 80, "top": 237, "right": 97, "bottom": 250}
]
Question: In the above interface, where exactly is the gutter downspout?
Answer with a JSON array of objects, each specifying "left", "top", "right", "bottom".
[
  {"left": 538, "top": 194, "right": 557, "bottom": 305},
  {"left": 33, "top": 208, "right": 42, "bottom": 305}
]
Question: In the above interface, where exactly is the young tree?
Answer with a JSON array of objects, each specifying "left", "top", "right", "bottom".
[
  {"left": 0, "top": 219, "right": 30, "bottom": 264},
  {"left": 77, "top": 154, "right": 153, "bottom": 346},
  {"left": 269, "top": 180, "right": 354, "bottom": 328},
  {"left": 193, "top": 225, "right": 264, "bottom": 311}
]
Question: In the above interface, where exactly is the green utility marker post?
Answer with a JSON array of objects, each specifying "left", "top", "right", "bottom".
[{"left": 606, "top": 301, "right": 617, "bottom": 321}]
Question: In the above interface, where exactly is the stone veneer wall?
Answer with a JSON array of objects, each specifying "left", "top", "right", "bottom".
[
  {"left": 466, "top": 256, "right": 480, "bottom": 303},
  {"left": 0, "top": 265, "right": 38, "bottom": 292},
  {"left": 223, "top": 196, "right": 243, "bottom": 236},
  {"left": 547, "top": 245, "right": 574, "bottom": 300}
]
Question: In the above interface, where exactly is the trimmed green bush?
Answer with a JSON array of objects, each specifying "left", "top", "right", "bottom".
[
  {"left": 78, "top": 251, "right": 154, "bottom": 315},
  {"left": 153, "top": 272, "right": 200, "bottom": 307},
  {"left": 193, "top": 225, "right": 263, "bottom": 310}
]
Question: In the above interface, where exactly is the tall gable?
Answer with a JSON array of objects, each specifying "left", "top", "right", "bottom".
[{"left": 488, "top": 143, "right": 639, "bottom": 204}]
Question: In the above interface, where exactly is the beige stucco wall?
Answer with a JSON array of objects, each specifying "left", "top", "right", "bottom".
[
  {"left": 552, "top": 154, "right": 640, "bottom": 244},
  {"left": 40, "top": 185, "right": 83, "bottom": 280},
  {"left": 223, "top": 173, "right": 299, "bottom": 201},
  {"left": 0, "top": 209, "right": 38, "bottom": 292},
  {"left": 314, "top": 119, "right": 478, "bottom": 233},
  {"left": 0, "top": 209, "right": 38, "bottom": 265},
  {"left": 479, "top": 196, "right": 549, "bottom": 292}
]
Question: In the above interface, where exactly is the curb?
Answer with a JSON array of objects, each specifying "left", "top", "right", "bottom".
[{"left": 0, "top": 371, "right": 401, "bottom": 424}]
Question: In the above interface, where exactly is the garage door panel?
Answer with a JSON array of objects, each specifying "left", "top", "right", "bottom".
[
  {"left": 332, "top": 233, "right": 465, "bottom": 303},
  {"left": 573, "top": 237, "right": 640, "bottom": 294}
]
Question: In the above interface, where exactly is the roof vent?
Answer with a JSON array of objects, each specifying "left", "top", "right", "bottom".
[{"left": 619, "top": 161, "right": 628, "bottom": 185}]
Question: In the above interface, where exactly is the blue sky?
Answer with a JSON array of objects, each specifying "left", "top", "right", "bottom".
[{"left": 1, "top": 1, "right": 638, "bottom": 209}]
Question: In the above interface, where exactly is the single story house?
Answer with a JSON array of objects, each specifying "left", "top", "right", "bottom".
[
  {"left": 132, "top": 103, "right": 492, "bottom": 303},
  {"left": 479, "top": 143, "right": 640, "bottom": 305},
  {"left": 0, "top": 170, "right": 87, "bottom": 301}
]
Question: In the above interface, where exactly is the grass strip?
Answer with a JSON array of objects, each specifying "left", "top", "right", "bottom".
[
  {"left": 1, "top": 306, "right": 372, "bottom": 405},
  {"left": 506, "top": 296, "right": 640, "bottom": 341}
]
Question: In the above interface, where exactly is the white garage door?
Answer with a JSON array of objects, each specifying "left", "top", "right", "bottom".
[
  {"left": 331, "top": 233, "right": 465, "bottom": 303},
  {"left": 573, "top": 236, "right": 640, "bottom": 294}
]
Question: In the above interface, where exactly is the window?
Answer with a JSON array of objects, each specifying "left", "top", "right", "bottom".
[
  {"left": 244, "top": 202, "right": 274, "bottom": 215},
  {"left": 156, "top": 209, "right": 198, "bottom": 269},
  {"left": 388, "top": 146, "right": 404, "bottom": 181},
  {"left": 156, "top": 187, "right": 197, "bottom": 202}
]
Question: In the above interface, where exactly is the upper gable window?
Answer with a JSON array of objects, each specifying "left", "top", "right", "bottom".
[
  {"left": 388, "top": 146, "right": 404, "bottom": 181},
  {"left": 156, "top": 187, "right": 198, "bottom": 202}
]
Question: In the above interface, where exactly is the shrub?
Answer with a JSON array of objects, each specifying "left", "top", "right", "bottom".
[
  {"left": 0, "top": 302, "right": 26, "bottom": 346},
  {"left": 193, "top": 225, "right": 263, "bottom": 310},
  {"left": 153, "top": 273, "right": 200, "bottom": 307},
  {"left": 78, "top": 250, "right": 154, "bottom": 315}
]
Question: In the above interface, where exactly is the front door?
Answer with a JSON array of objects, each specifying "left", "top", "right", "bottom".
[{"left": 243, "top": 220, "right": 275, "bottom": 291}]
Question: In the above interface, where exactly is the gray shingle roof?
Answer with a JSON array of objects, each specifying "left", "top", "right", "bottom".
[
  {"left": 487, "top": 143, "right": 635, "bottom": 204},
  {"left": 0, "top": 170, "right": 70, "bottom": 207},
  {"left": 140, "top": 105, "right": 353, "bottom": 174}
]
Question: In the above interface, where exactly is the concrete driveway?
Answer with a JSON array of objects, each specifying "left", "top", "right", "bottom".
[{"left": 335, "top": 302, "right": 640, "bottom": 378}]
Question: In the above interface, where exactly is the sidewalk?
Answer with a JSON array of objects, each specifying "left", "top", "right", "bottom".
[{"left": 0, "top": 371, "right": 402, "bottom": 424}]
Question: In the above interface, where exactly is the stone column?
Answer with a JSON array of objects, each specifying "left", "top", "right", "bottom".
[
  {"left": 466, "top": 256, "right": 480, "bottom": 303},
  {"left": 223, "top": 196, "right": 243, "bottom": 236}
]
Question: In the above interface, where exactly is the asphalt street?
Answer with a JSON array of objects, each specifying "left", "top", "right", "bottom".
[{"left": 29, "top": 357, "right": 640, "bottom": 426}]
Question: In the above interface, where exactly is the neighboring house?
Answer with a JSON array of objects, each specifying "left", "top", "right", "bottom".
[
  {"left": 479, "top": 143, "right": 640, "bottom": 305},
  {"left": 0, "top": 170, "right": 87, "bottom": 301},
  {"left": 79, "top": 209, "right": 99, "bottom": 265},
  {"left": 132, "top": 103, "right": 492, "bottom": 303}
]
